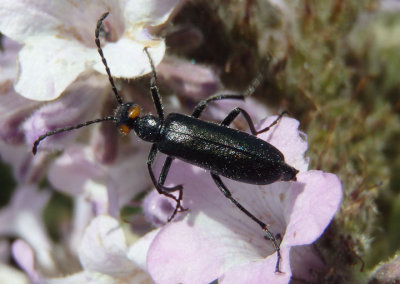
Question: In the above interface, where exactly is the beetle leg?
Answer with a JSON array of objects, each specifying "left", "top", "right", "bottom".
[
  {"left": 222, "top": 108, "right": 288, "bottom": 135},
  {"left": 221, "top": 107, "right": 258, "bottom": 134},
  {"left": 191, "top": 93, "right": 245, "bottom": 118},
  {"left": 147, "top": 144, "right": 186, "bottom": 221},
  {"left": 158, "top": 156, "right": 188, "bottom": 221},
  {"left": 210, "top": 173, "right": 282, "bottom": 273},
  {"left": 191, "top": 59, "right": 267, "bottom": 118},
  {"left": 158, "top": 156, "right": 174, "bottom": 185},
  {"left": 256, "top": 110, "right": 288, "bottom": 134}
]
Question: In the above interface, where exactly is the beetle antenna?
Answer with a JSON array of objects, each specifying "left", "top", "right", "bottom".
[
  {"left": 95, "top": 12, "right": 123, "bottom": 105},
  {"left": 244, "top": 53, "right": 272, "bottom": 97},
  {"left": 143, "top": 47, "right": 158, "bottom": 82},
  {"left": 32, "top": 116, "right": 116, "bottom": 155}
]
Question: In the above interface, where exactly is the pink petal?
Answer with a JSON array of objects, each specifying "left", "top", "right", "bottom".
[
  {"left": 290, "top": 245, "right": 326, "bottom": 281},
  {"left": 23, "top": 77, "right": 105, "bottom": 149},
  {"left": 0, "top": 186, "right": 55, "bottom": 271},
  {"left": 283, "top": 171, "right": 342, "bottom": 247},
  {"left": 0, "top": 37, "right": 40, "bottom": 144},
  {"left": 145, "top": 161, "right": 291, "bottom": 283},
  {"left": 221, "top": 248, "right": 292, "bottom": 284},
  {"left": 48, "top": 145, "right": 104, "bottom": 196},
  {"left": 157, "top": 57, "right": 220, "bottom": 98},
  {"left": 142, "top": 190, "right": 176, "bottom": 227},
  {"left": 147, "top": 220, "right": 231, "bottom": 283},
  {"left": 48, "top": 143, "right": 150, "bottom": 206},
  {"left": 0, "top": 141, "right": 47, "bottom": 183},
  {"left": 11, "top": 240, "right": 41, "bottom": 283},
  {"left": 257, "top": 116, "right": 309, "bottom": 172}
]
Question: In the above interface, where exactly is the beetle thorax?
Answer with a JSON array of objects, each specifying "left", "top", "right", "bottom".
[{"left": 132, "top": 115, "right": 162, "bottom": 142}]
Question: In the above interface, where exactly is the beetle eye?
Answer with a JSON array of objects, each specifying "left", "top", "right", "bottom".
[
  {"left": 128, "top": 105, "right": 140, "bottom": 119},
  {"left": 119, "top": 124, "right": 131, "bottom": 135}
]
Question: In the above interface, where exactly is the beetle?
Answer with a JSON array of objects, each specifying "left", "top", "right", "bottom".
[{"left": 32, "top": 12, "right": 298, "bottom": 273}]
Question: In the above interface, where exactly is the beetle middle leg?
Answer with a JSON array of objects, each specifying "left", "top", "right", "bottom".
[
  {"left": 210, "top": 173, "right": 282, "bottom": 273},
  {"left": 191, "top": 93, "right": 246, "bottom": 118},
  {"left": 147, "top": 144, "right": 186, "bottom": 221},
  {"left": 222, "top": 107, "right": 289, "bottom": 135},
  {"left": 191, "top": 60, "right": 266, "bottom": 119}
]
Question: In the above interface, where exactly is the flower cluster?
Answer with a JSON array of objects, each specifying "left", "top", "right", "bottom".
[{"left": 0, "top": 1, "right": 342, "bottom": 283}]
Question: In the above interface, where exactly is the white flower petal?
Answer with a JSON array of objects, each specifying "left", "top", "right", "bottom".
[
  {"left": 0, "top": 186, "right": 55, "bottom": 271},
  {"left": 15, "top": 37, "right": 97, "bottom": 101},
  {"left": 0, "top": 0, "right": 121, "bottom": 43},
  {"left": 124, "top": 0, "right": 182, "bottom": 26},
  {"left": 93, "top": 38, "right": 165, "bottom": 78},
  {"left": 45, "top": 271, "right": 111, "bottom": 284},
  {"left": 68, "top": 196, "right": 96, "bottom": 256},
  {"left": 128, "top": 229, "right": 160, "bottom": 271},
  {"left": 0, "top": 263, "right": 29, "bottom": 284},
  {"left": 79, "top": 215, "right": 135, "bottom": 277},
  {"left": 0, "top": 1, "right": 63, "bottom": 41},
  {"left": 1, "top": 0, "right": 180, "bottom": 100}
]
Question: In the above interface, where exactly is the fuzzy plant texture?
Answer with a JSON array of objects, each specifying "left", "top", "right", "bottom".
[{"left": 0, "top": 0, "right": 399, "bottom": 283}]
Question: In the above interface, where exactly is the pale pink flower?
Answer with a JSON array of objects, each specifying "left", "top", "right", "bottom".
[
  {"left": 0, "top": 0, "right": 183, "bottom": 101},
  {"left": 138, "top": 116, "right": 342, "bottom": 283},
  {"left": 157, "top": 56, "right": 220, "bottom": 98},
  {"left": 0, "top": 186, "right": 55, "bottom": 272},
  {"left": 381, "top": 0, "right": 400, "bottom": 11},
  {"left": 0, "top": 37, "right": 40, "bottom": 144},
  {"left": 43, "top": 143, "right": 151, "bottom": 254},
  {"left": 12, "top": 215, "right": 152, "bottom": 283}
]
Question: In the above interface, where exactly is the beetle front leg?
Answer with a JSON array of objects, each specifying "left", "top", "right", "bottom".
[
  {"left": 158, "top": 155, "right": 188, "bottom": 221},
  {"left": 144, "top": 47, "right": 165, "bottom": 121},
  {"left": 210, "top": 173, "right": 282, "bottom": 273},
  {"left": 147, "top": 144, "right": 185, "bottom": 221}
]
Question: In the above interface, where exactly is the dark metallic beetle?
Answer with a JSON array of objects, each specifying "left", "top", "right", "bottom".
[{"left": 32, "top": 12, "right": 298, "bottom": 273}]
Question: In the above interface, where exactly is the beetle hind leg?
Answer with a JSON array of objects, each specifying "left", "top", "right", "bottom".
[
  {"left": 211, "top": 173, "right": 282, "bottom": 273},
  {"left": 256, "top": 110, "right": 289, "bottom": 134}
]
